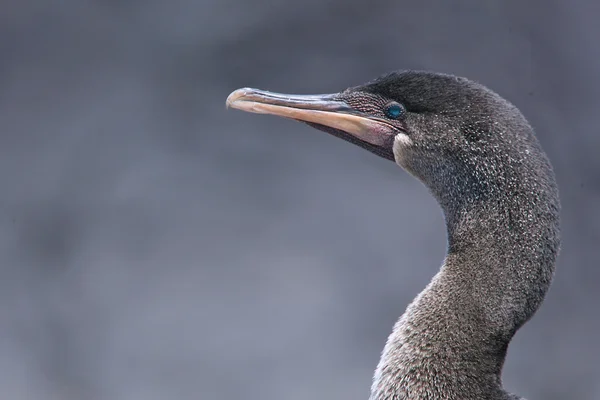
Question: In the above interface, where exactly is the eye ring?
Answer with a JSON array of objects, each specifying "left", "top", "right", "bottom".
[{"left": 384, "top": 102, "right": 405, "bottom": 120}]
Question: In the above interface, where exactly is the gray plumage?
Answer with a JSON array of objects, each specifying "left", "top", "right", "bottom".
[
  {"left": 352, "top": 72, "right": 560, "bottom": 400},
  {"left": 227, "top": 71, "right": 561, "bottom": 400}
]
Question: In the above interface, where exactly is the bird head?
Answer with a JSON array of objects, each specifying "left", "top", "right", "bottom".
[{"left": 226, "top": 70, "right": 543, "bottom": 213}]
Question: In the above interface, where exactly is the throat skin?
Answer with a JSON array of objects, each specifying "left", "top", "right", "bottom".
[{"left": 371, "top": 140, "right": 561, "bottom": 400}]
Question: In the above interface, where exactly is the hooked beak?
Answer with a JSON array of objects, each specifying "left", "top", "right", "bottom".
[{"left": 226, "top": 88, "right": 396, "bottom": 151}]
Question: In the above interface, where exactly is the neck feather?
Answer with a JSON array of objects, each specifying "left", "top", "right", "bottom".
[{"left": 370, "top": 184, "right": 560, "bottom": 400}]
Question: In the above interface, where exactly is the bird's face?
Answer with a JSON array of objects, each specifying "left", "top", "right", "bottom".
[
  {"left": 225, "top": 85, "right": 409, "bottom": 163},
  {"left": 227, "top": 71, "right": 521, "bottom": 197}
]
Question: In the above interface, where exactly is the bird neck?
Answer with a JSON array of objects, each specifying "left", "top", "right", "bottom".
[{"left": 370, "top": 193, "right": 560, "bottom": 400}]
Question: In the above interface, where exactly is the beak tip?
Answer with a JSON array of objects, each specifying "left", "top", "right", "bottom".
[{"left": 226, "top": 88, "right": 253, "bottom": 109}]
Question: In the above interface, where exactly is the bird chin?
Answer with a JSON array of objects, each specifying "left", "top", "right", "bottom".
[{"left": 303, "top": 122, "right": 396, "bottom": 162}]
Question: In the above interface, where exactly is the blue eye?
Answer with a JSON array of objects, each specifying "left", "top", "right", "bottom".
[{"left": 384, "top": 102, "right": 405, "bottom": 119}]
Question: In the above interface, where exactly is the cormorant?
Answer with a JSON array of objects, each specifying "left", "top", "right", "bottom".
[{"left": 226, "top": 71, "right": 561, "bottom": 400}]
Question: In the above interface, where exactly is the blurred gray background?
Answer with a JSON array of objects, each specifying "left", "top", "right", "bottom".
[{"left": 1, "top": 1, "right": 598, "bottom": 399}]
